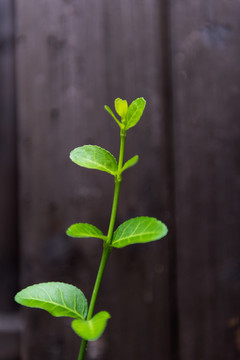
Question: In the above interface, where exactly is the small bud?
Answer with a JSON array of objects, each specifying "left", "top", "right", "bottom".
[{"left": 114, "top": 98, "right": 128, "bottom": 119}]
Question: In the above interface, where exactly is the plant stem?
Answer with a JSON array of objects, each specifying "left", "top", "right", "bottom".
[
  {"left": 87, "top": 246, "right": 111, "bottom": 320},
  {"left": 78, "top": 246, "right": 111, "bottom": 360},
  {"left": 106, "top": 129, "right": 126, "bottom": 245},
  {"left": 78, "top": 339, "right": 87, "bottom": 360},
  {"left": 118, "top": 129, "right": 126, "bottom": 173},
  {"left": 77, "top": 129, "right": 126, "bottom": 360}
]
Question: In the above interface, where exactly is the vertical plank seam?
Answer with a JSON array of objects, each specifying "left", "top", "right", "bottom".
[
  {"left": 159, "top": 0, "right": 179, "bottom": 359},
  {"left": 12, "top": 0, "right": 20, "bottom": 295}
]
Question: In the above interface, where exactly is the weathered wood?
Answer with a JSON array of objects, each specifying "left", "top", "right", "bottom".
[
  {"left": 0, "top": 0, "right": 18, "bottom": 312},
  {"left": 0, "top": 313, "right": 22, "bottom": 359},
  {"left": 171, "top": 1, "right": 240, "bottom": 359},
  {"left": 0, "top": 2, "right": 21, "bottom": 358},
  {"left": 16, "top": 0, "right": 172, "bottom": 359}
]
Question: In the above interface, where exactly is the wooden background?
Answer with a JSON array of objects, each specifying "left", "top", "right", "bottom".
[{"left": 1, "top": 0, "right": 240, "bottom": 359}]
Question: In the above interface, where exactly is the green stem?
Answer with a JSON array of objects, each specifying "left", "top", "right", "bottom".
[
  {"left": 118, "top": 129, "right": 126, "bottom": 173},
  {"left": 106, "top": 179, "right": 121, "bottom": 244},
  {"left": 78, "top": 339, "right": 87, "bottom": 360},
  {"left": 78, "top": 246, "right": 111, "bottom": 360},
  {"left": 77, "top": 129, "right": 126, "bottom": 360},
  {"left": 87, "top": 246, "right": 111, "bottom": 320},
  {"left": 106, "top": 130, "right": 126, "bottom": 244}
]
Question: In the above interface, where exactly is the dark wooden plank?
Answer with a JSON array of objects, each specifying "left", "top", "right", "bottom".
[
  {"left": 0, "top": 313, "right": 22, "bottom": 359},
  {"left": 171, "top": 1, "right": 240, "bottom": 359},
  {"left": 0, "top": 2, "right": 22, "bottom": 358},
  {"left": 0, "top": 0, "right": 18, "bottom": 312},
  {"left": 16, "top": 0, "right": 172, "bottom": 359}
]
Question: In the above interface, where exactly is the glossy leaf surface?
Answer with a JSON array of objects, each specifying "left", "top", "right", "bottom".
[
  {"left": 121, "top": 155, "right": 139, "bottom": 172},
  {"left": 70, "top": 145, "right": 118, "bottom": 175},
  {"left": 126, "top": 97, "right": 146, "bottom": 130},
  {"left": 112, "top": 217, "right": 168, "bottom": 248},
  {"left": 15, "top": 282, "right": 88, "bottom": 319},
  {"left": 66, "top": 223, "right": 106, "bottom": 240},
  {"left": 72, "top": 311, "right": 111, "bottom": 341}
]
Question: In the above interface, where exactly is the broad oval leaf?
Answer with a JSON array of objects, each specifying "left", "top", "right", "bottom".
[
  {"left": 112, "top": 217, "right": 168, "bottom": 248},
  {"left": 15, "top": 282, "right": 88, "bottom": 320},
  {"left": 126, "top": 97, "right": 146, "bottom": 130},
  {"left": 66, "top": 223, "right": 106, "bottom": 241},
  {"left": 114, "top": 98, "right": 128, "bottom": 118},
  {"left": 121, "top": 155, "right": 139, "bottom": 173},
  {"left": 72, "top": 311, "right": 111, "bottom": 341},
  {"left": 70, "top": 145, "right": 118, "bottom": 175}
]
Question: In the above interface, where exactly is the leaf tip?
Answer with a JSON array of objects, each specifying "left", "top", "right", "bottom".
[
  {"left": 66, "top": 227, "right": 71, "bottom": 237},
  {"left": 69, "top": 148, "right": 76, "bottom": 162},
  {"left": 163, "top": 222, "right": 168, "bottom": 236},
  {"left": 14, "top": 292, "right": 20, "bottom": 304}
]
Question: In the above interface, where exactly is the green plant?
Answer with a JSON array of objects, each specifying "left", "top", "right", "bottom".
[{"left": 15, "top": 97, "right": 168, "bottom": 359}]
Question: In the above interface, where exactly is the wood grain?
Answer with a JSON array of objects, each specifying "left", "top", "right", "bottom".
[
  {"left": 0, "top": 1, "right": 21, "bottom": 359},
  {"left": 171, "top": 1, "right": 240, "bottom": 359},
  {"left": 0, "top": 0, "right": 18, "bottom": 312}
]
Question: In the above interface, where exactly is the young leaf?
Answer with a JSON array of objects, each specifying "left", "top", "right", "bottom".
[
  {"left": 72, "top": 311, "right": 111, "bottom": 341},
  {"left": 104, "top": 105, "right": 122, "bottom": 128},
  {"left": 121, "top": 155, "right": 139, "bottom": 173},
  {"left": 66, "top": 223, "right": 106, "bottom": 241},
  {"left": 70, "top": 145, "right": 118, "bottom": 175},
  {"left": 114, "top": 98, "right": 128, "bottom": 118},
  {"left": 126, "top": 97, "right": 146, "bottom": 130},
  {"left": 112, "top": 217, "right": 168, "bottom": 248},
  {"left": 15, "top": 282, "right": 88, "bottom": 320}
]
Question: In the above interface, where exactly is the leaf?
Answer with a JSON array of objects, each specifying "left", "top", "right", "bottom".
[
  {"left": 112, "top": 217, "right": 168, "bottom": 248},
  {"left": 114, "top": 98, "right": 128, "bottom": 118},
  {"left": 70, "top": 145, "right": 118, "bottom": 175},
  {"left": 126, "top": 97, "right": 146, "bottom": 130},
  {"left": 66, "top": 223, "right": 106, "bottom": 241},
  {"left": 15, "top": 282, "right": 88, "bottom": 320},
  {"left": 72, "top": 311, "right": 111, "bottom": 341},
  {"left": 121, "top": 155, "right": 139, "bottom": 172},
  {"left": 104, "top": 105, "right": 122, "bottom": 128}
]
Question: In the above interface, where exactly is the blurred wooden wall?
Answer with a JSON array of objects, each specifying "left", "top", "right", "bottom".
[{"left": 1, "top": 0, "right": 240, "bottom": 359}]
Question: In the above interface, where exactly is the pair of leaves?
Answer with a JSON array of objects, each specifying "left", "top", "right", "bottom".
[
  {"left": 15, "top": 282, "right": 110, "bottom": 341},
  {"left": 67, "top": 217, "right": 168, "bottom": 249},
  {"left": 70, "top": 145, "right": 138, "bottom": 176},
  {"left": 105, "top": 97, "right": 146, "bottom": 130}
]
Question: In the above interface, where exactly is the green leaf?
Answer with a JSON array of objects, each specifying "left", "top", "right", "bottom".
[
  {"left": 114, "top": 98, "right": 128, "bottom": 118},
  {"left": 121, "top": 155, "right": 139, "bottom": 173},
  {"left": 15, "top": 282, "right": 88, "bottom": 320},
  {"left": 66, "top": 223, "right": 106, "bottom": 241},
  {"left": 112, "top": 217, "right": 168, "bottom": 248},
  {"left": 70, "top": 145, "right": 118, "bottom": 175},
  {"left": 126, "top": 97, "right": 146, "bottom": 130},
  {"left": 72, "top": 311, "right": 111, "bottom": 341},
  {"left": 104, "top": 105, "right": 122, "bottom": 128}
]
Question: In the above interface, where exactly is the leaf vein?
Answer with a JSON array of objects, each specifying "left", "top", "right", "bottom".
[{"left": 22, "top": 297, "right": 83, "bottom": 319}]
